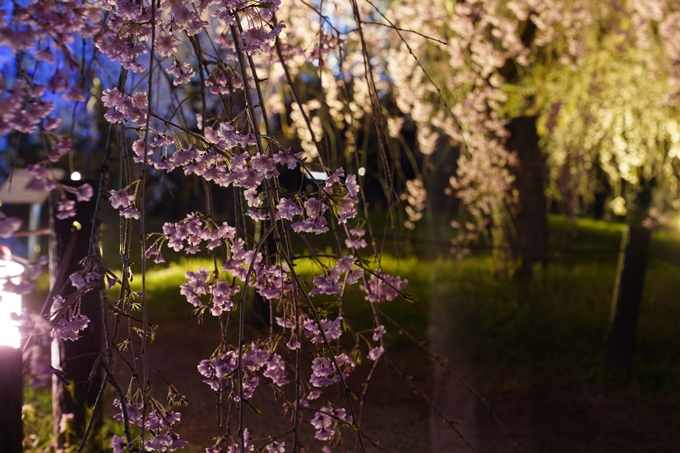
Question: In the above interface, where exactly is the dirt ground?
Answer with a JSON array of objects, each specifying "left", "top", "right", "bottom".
[
  {"left": 121, "top": 317, "right": 680, "bottom": 453},
  {"left": 434, "top": 363, "right": 680, "bottom": 453},
  {"left": 128, "top": 321, "right": 433, "bottom": 453}
]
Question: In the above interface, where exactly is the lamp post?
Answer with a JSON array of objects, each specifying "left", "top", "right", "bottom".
[{"left": 0, "top": 259, "right": 26, "bottom": 453}]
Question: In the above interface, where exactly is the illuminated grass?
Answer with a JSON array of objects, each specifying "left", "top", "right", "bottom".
[{"left": 121, "top": 217, "right": 680, "bottom": 393}]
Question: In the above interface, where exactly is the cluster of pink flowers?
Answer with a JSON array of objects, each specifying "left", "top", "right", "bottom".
[
  {"left": 180, "top": 258, "right": 294, "bottom": 315},
  {"left": 108, "top": 188, "right": 141, "bottom": 219},
  {"left": 180, "top": 260, "right": 294, "bottom": 318},
  {"left": 197, "top": 343, "right": 288, "bottom": 397},
  {"left": 207, "top": 428, "right": 286, "bottom": 453},
  {"left": 0, "top": 216, "right": 22, "bottom": 238},
  {"left": 0, "top": 79, "right": 54, "bottom": 135},
  {"left": 302, "top": 315, "right": 344, "bottom": 344},
  {"left": 360, "top": 272, "right": 408, "bottom": 304},
  {"left": 102, "top": 88, "right": 148, "bottom": 125},
  {"left": 309, "top": 257, "right": 363, "bottom": 297},
  {"left": 311, "top": 405, "right": 353, "bottom": 442},
  {"left": 345, "top": 227, "right": 368, "bottom": 250},
  {"left": 0, "top": 0, "right": 100, "bottom": 140},
  {"left": 309, "top": 354, "right": 355, "bottom": 388},
  {"left": 27, "top": 163, "right": 93, "bottom": 219},
  {"left": 51, "top": 292, "right": 91, "bottom": 342},
  {"left": 279, "top": 170, "right": 360, "bottom": 233},
  {"left": 112, "top": 399, "right": 186, "bottom": 452},
  {"left": 166, "top": 60, "right": 195, "bottom": 86},
  {"left": 168, "top": 203, "right": 403, "bottom": 449},
  {"left": 0, "top": 0, "right": 422, "bottom": 451}
]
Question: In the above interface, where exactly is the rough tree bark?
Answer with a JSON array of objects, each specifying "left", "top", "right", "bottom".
[
  {"left": 504, "top": 115, "right": 549, "bottom": 278},
  {"left": 605, "top": 225, "right": 651, "bottom": 374},
  {"left": 50, "top": 181, "right": 103, "bottom": 450}
]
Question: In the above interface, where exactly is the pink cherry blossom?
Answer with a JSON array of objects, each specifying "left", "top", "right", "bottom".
[
  {"left": 276, "top": 198, "right": 302, "bottom": 221},
  {"left": 360, "top": 273, "right": 408, "bottom": 303},
  {"left": 0, "top": 217, "right": 22, "bottom": 238},
  {"left": 368, "top": 346, "right": 384, "bottom": 361},
  {"left": 53, "top": 314, "right": 90, "bottom": 341},
  {"left": 373, "top": 325, "right": 386, "bottom": 341},
  {"left": 108, "top": 189, "right": 134, "bottom": 209},
  {"left": 265, "top": 441, "right": 285, "bottom": 453},
  {"left": 120, "top": 207, "right": 141, "bottom": 219},
  {"left": 112, "top": 435, "right": 126, "bottom": 453}
]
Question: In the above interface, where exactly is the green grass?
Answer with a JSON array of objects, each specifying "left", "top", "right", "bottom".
[
  {"left": 429, "top": 257, "right": 616, "bottom": 371},
  {"left": 119, "top": 216, "right": 680, "bottom": 396},
  {"left": 22, "top": 215, "right": 680, "bottom": 450},
  {"left": 122, "top": 254, "right": 430, "bottom": 337},
  {"left": 22, "top": 385, "right": 54, "bottom": 452},
  {"left": 23, "top": 384, "right": 128, "bottom": 453}
]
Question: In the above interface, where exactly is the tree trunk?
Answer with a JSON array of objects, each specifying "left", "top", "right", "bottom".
[
  {"left": 605, "top": 225, "right": 651, "bottom": 374},
  {"left": 50, "top": 181, "right": 103, "bottom": 451},
  {"left": 505, "top": 116, "right": 549, "bottom": 277}
]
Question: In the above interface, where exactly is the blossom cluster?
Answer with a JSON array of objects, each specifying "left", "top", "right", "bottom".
[
  {"left": 0, "top": 0, "right": 421, "bottom": 451},
  {"left": 360, "top": 273, "right": 408, "bottom": 304},
  {"left": 27, "top": 163, "right": 93, "bottom": 219},
  {"left": 0, "top": 216, "right": 22, "bottom": 238},
  {"left": 101, "top": 88, "right": 148, "bottom": 125},
  {"left": 207, "top": 428, "right": 286, "bottom": 453},
  {"left": 109, "top": 188, "right": 141, "bottom": 219},
  {"left": 311, "top": 405, "right": 353, "bottom": 442},
  {"left": 197, "top": 343, "right": 288, "bottom": 398},
  {"left": 309, "top": 354, "right": 355, "bottom": 388},
  {"left": 112, "top": 399, "right": 186, "bottom": 452}
]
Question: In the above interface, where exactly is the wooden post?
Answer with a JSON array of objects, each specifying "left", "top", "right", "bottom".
[
  {"left": 50, "top": 181, "right": 103, "bottom": 450},
  {"left": 0, "top": 346, "right": 22, "bottom": 453},
  {"left": 605, "top": 225, "right": 651, "bottom": 374}
]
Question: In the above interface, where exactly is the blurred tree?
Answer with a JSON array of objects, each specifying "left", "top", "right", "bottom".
[{"left": 353, "top": 0, "right": 680, "bottom": 274}]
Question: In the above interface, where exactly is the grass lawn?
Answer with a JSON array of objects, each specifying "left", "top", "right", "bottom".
[
  {"left": 127, "top": 214, "right": 680, "bottom": 396},
  {"left": 22, "top": 214, "right": 680, "bottom": 451}
]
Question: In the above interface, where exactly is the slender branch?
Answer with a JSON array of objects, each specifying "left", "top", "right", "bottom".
[
  {"left": 378, "top": 309, "right": 522, "bottom": 453},
  {"left": 386, "top": 358, "right": 480, "bottom": 452}
]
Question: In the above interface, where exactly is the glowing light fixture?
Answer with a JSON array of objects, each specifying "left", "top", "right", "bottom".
[
  {"left": 71, "top": 171, "right": 82, "bottom": 181},
  {"left": 0, "top": 260, "right": 25, "bottom": 349}
]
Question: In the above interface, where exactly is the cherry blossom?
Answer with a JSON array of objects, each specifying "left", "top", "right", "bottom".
[
  {"left": 368, "top": 346, "right": 384, "bottom": 361},
  {"left": 265, "top": 441, "right": 286, "bottom": 453},
  {"left": 112, "top": 435, "right": 126, "bottom": 453},
  {"left": 56, "top": 199, "right": 76, "bottom": 219},
  {"left": 276, "top": 198, "right": 302, "bottom": 221},
  {"left": 73, "top": 184, "right": 93, "bottom": 202},
  {"left": 373, "top": 325, "right": 386, "bottom": 341},
  {"left": 109, "top": 189, "right": 135, "bottom": 209},
  {"left": 0, "top": 0, "right": 469, "bottom": 450},
  {"left": 345, "top": 227, "right": 367, "bottom": 249},
  {"left": 361, "top": 273, "right": 408, "bottom": 304},
  {"left": 311, "top": 405, "right": 353, "bottom": 442},
  {"left": 310, "top": 353, "right": 355, "bottom": 388},
  {"left": 120, "top": 207, "right": 141, "bottom": 219},
  {"left": 0, "top": 217, "right": 22, "bottom": 238},
  {"left": 53, "top": 314, "right": 90, "bottom": 342}
]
